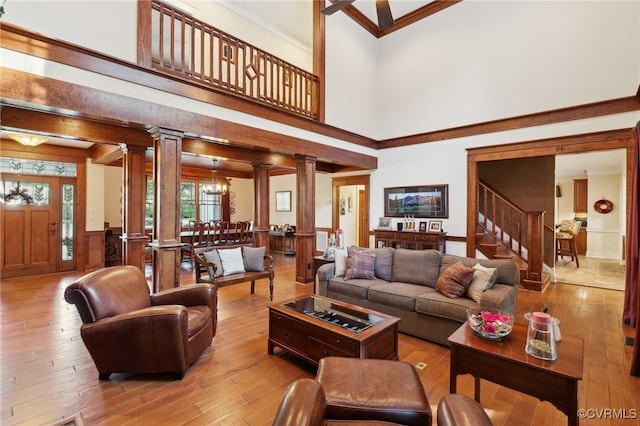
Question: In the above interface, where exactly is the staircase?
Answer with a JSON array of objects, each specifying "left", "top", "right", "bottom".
[{"left": 476, "top": 181, "right": 551, "bottom": 292}]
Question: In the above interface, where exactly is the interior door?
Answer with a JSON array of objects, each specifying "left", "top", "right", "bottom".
[{"left": 1, "top": 176, "right": 59, "bottom": 278}]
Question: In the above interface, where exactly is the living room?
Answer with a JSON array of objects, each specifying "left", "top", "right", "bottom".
[{"left": 1, "top": 0, "right": 639, "bottom": 424}]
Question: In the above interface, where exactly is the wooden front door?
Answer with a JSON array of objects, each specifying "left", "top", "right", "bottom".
[{"left": 1, "top": 176, "right": 60, "bottom": 278}]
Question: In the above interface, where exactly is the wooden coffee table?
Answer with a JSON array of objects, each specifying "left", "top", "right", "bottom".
[
  {"left": 268, "top": 295, "right": 400, "bottom": 366},
  {"left": 448, "top": 322, "right": 584, "bottom": 426}
]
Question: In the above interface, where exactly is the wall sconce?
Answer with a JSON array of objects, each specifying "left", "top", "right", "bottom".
[{"left": 555, "top": 185, "right": 562, "bottom": 198}]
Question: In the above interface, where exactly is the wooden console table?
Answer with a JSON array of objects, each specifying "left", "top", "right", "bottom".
[
  {"left": 448, "top": 323, "right": 583, "bottom": 426},
  {"left": 374, "top": 229, "right": 446, "bottom": 253},
  {"left": 270, "top": 230, "right": 295, "bottom": 255}
]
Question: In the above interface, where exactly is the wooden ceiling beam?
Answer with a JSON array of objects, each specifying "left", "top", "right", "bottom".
[{"left": 1, "top": 105, "right": 150, "bottom": 147}]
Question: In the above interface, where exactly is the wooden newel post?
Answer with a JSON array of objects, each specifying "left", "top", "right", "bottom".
[{"left": 526, "top": 210, "right": 545, "bottom": 282}]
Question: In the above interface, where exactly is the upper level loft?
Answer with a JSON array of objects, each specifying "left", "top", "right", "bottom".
[{"left": 141, "top": 0, "right": 319, "bottom": 120}]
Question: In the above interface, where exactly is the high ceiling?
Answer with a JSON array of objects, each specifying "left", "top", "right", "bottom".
[{"left": 2, "top": 1, "right": 633, "bottom": 177}]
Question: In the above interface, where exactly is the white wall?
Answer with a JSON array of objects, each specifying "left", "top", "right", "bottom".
[
  {"left": 269, "top": 174, "right": 296, "bottom": 226},
  {"left": 587, "top": 173, "right": 622, "bottom": 259},
  {"left": 5, "top": 0, "right": 639, "bottom": 255},
  {"left": 2, "top": 0, "right": 311, "bottom": 71},
  {"left": 103, "top": 166, "right": 122, "bottom": 228},
  {"left": 4, "top": 1, "right": 138, "bottom": 62},
  {"left": 315, "top": 173, "right": 333, "bottom": 229},
  {"left": 85, "top": 160, "right": 105, "bottom": 231},
  {"left": 323, "top": 1, "right": 640, "bottom": 139},
  {"left": 229, "top": 178, "right": 254, "bottom": 222}
]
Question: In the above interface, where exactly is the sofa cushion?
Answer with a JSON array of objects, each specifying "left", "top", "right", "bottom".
[
  {"left": 440, "top": 254, "right": 520, "bottom": 285},
  {"left": 242, "top": 246, "right": 265, "bottom": 272},
  {"left": 415, "top": 290, "right": 478, "bottom": 322},
  {"left": 435, "top": 261, "right": 475, "bottom": 298},
  {"left": 368, "top": 283, "right": 432, "bottom": 311},
  {"left": 218, "top": 247, "right": 246, "bottom": 276},
  {"left": 349, "top": 246, "right": 394, "bottom": 281},
  {"left": 391, "top": 249, "right": 442, "bottom": 287},
  {"left": 334, "top": 248, "right": 348, "bottom": 277},
  {"left": 327, "top": 277, "right": 383, "bottom": 299},
  {"left": 466, "top": 263, "right": 498, "bottom": 303},
  {"left": 344, "top": 247, "right": 376, "bottom": 280},
  {"left": 203, "top": 249, "right": 224, "bottom": 278}
]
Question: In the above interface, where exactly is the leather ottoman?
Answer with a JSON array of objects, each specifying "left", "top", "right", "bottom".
[
  {"left": 437, "top": 394, "right": 493, "bottom": 426},
  {"left": 315, "top": 357, "right": 432, "bottom": 426}
]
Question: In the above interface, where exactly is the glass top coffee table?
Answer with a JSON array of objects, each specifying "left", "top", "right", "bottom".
[{"left": 268, "top": 295, "right": 400, "bottom": 366}]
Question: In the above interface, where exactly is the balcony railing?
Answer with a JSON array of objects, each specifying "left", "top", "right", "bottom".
[{"left": 149, "top": 0, "right": 319, "bottom": 119}]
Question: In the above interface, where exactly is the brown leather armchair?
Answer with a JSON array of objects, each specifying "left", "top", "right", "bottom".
[{"left": 64, "top": 265, "right": 217, "bottom": 380}]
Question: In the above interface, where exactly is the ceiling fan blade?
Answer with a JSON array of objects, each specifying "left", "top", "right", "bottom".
[
  {"left": 321, "top": 0, "right": 356, "bottom": 16},
  {"left": 376, "top": 0, "right": 394, "bottom": 30}
]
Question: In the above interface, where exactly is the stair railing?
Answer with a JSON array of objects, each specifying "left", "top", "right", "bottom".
[
  {"left": 144, "top": 0, "right": 319, "bottom": 120},
  {"left": 478, "top": 181, "right": 544, "bottom": 282}
]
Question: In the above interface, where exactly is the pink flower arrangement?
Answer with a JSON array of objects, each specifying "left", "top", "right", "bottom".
[{"left": 467, "top": 309, "right": 513, "bottom": 340}]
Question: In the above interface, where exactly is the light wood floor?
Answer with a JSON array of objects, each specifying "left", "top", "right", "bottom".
[
  {"left": 555, "top": 255, "right": 626, "bottom": 291},
  {"left": 2, "top": 255, "right": 639, "bottom": 426}
]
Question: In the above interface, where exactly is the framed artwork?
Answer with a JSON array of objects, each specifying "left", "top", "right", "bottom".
[
  {"left": 384, "top": 185, "right": 449, "bottom": 218},
  {"left": 429, "top": 220, "right": 443, "bottom": 232},
  {"left": 275, "top": 191, "right": 291, "bottom": 212},
  {"left": 419, "top": 221, "right": 428, "bottom": 232},
  {"left": 378, "top": 217, "right": 392, "bottom": 229}
]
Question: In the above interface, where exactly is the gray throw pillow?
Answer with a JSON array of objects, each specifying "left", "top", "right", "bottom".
[
  {"left": 203, "top": 249, "right": 224, "bottom": 277},
  {"left": 243, "top": 246, "right": 266, "bottom": 272}
]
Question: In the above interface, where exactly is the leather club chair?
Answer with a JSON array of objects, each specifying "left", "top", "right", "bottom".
[{"left": 64, "top": 265, "right": 217, "bottom": 380}]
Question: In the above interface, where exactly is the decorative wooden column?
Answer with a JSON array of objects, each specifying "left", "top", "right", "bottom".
[
  {"left": 149, "top": 126, "right": 183, "bottom": 292},
  {"left": 295, "top": 155, "right": 316, "bottom": 283},
  {"left": 252, "top": 163, "right": 271, "bottom": 253},
  {"left": 121, "top": 144, "right": 149, "bottom": 271}
]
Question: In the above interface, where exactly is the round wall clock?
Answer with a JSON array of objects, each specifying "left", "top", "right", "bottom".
[{"left": 593, "top": 198, "right": 614, "bottom": 214}]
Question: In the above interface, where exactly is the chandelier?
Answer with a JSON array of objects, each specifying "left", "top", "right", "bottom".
[{"left": 202, "top": 159, "right": 228, "bottom": 195}]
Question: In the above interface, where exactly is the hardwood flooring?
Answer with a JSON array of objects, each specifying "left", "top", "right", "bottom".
[{"left": 2, "top": 254, "right": 639, "bottom": 425}]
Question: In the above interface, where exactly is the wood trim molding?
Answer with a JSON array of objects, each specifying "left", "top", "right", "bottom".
[
  {"left": 465, "top": 127, "right": 635, "bottom": 258},
  {"left": 1, "top": 21, "right": 637, "bottom": 157},
  {"left": 1, "top": 68, "right": 377, "bottom": 171},
  {"left": 0, "top": 22, "right": 375, "bottom": 150},
  {"left": 378, "top": 96, "right": 640, "bottom": 149}
]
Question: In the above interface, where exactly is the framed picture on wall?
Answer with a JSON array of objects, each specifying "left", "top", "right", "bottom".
[
  {"left": 384, "top": 185, "right": 449, "bottom": 218},
  {"left": 276, "top": 191, "right": 291, "bottom": 212}
]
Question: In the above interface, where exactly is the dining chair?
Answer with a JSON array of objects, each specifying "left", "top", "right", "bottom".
[
  {"left": 212, "top": 220, "right": 230, "bottom": 245},
  {"left": 182, "top": 220, "right": 206, "bottom": 265}
]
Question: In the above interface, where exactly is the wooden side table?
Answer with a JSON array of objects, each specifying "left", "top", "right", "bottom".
[
  {"left": 448, "top": 323, "right": 583, "bottom": 426},
  {"left": 313, "top": 256, "right": 334, "bottom": 293}
]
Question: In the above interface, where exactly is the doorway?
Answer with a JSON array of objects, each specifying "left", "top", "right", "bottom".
[
  {"left": 554, "top": 149, "right": 627, "bottom": 290},
  {"left": 1, "top": 176, "right": 61, "bottom": 277},
  {"left": 332, "top": 175, "right": 370, "bottom": 248}
]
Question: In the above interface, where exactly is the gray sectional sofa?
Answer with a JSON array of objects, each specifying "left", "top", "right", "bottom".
[{"left": 316, "top": 247, "right": 520, "bottom": 346}]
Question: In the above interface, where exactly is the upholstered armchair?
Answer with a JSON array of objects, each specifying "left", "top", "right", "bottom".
[{"left": 64, "top": 265, "right": 217, "bottom": 380}]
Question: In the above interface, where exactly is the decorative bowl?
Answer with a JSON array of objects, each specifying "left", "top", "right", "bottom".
[{"left": 466, "top": 308, "right": 513, "bottom": 341}]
